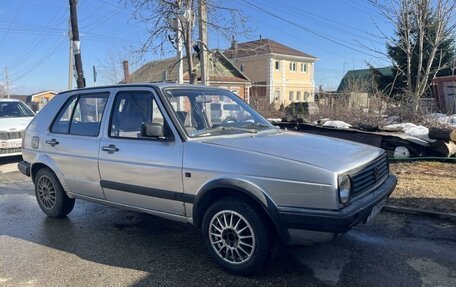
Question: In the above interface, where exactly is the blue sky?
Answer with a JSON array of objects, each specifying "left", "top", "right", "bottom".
[{"left": 0, "top": 0, "right": 394, "bottom": 94}]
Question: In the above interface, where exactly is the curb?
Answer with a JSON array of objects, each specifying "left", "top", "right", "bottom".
[{"left": 384, "top": 204, "right": 456, "bottom": 221}]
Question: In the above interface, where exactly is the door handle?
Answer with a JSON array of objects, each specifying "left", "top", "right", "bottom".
[
  {"left": 101, "top": 144, "right": 119, "bottom": 153},
  {"left": 45, "top": 139, "right": 59, "bottom": 146}
]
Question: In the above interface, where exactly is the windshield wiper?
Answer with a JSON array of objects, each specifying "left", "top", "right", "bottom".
[
  {"left": 193, "top": 126, "right": 257, "bottom": 137},
  {"left": 239, "top": 122, "right": 272, "bottom": 130}
]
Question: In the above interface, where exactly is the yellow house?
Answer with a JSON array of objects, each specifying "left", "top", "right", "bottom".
[
  {"left": 225, "top": 39, "right": 318, "bottom": 107},
  {"left": 31, "top": 91, "right": 57, "bottom": 111},
  {"left": 9, "top": 90, "right": 57, "bottom": 112}
]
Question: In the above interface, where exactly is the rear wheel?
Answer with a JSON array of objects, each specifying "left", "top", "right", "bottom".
[
  {"left": 34, "top": 168, "right": 75, "bottom": 217},
  {"left": 201, "top": 198, "right": 273, "bottom": 275}
]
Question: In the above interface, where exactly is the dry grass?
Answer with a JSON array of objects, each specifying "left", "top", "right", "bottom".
[{"left": 388, "top": 161, "right": 456, "bottom": 213}]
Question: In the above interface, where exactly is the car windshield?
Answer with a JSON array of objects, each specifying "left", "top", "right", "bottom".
[
  {"left": 164, "top": 88, "right": 273, "bottom": 138},
  {"left": 0, "top": 101, "right": 35, "bottom": 118}
]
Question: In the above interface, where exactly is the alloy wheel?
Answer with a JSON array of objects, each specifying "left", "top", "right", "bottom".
[
  {"left": 208, "top": 210, "right": 256, "bottom": 264},
  {"left": 37, "top": 175, "right": 56, "bottom": 209}
]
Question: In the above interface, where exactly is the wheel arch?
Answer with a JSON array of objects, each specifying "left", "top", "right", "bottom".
[
  {"left": 192, "top": 178, "right": 289, "bottom": 242},
  {"left": 30, "top": 155, "right": 70, "bottom": 194}
]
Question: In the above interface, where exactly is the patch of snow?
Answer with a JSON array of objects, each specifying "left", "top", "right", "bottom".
[
  {"left": 383, "top": 123, "right": 433, "bottom": 142},
  {"left": 322, "top": 120, "right": 352, "bottom": 129},
  {"left": 425, "top": 113, "right": 456, "bottom": 127},
  {"left": 383, "top": 116, "right": 400, "bottom": 125},
  {"left": 314, "top": 118, "right": 330, "bottom": 126},
  {"left": 448, "top": 115, "right": 456, "bottom": 127}
]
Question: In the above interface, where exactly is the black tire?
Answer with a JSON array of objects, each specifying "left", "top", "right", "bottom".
[
  {"left": 34, "top": 168, "right": 75, "bottom": 217},
  {"left": 201, "top": 198, "right": 273, "bottom": 275}
]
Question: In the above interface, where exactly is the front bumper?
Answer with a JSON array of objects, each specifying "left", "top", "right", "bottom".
[
  {"left": 18, "top": 161, "right": 30, "bottom": 177},
  {"left": 278, "top": 175, "right": 397, "bottom": 235}
]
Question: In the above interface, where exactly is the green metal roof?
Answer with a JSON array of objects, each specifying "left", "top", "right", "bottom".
[{"left": 337, "top": 67, "right": 393, "bottom": 92}]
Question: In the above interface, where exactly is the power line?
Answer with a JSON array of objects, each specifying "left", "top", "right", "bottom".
[
  {"left": 261, "top": 0, "right": 384, "bottom": 46},
  {"left": 237, "top": 0, "right": 380, "bottom": 58},
  {"left": 245, "top": 13, "right": 355, "bottom": 61},
  {"left": 10, "top": 38, "right": 66, "bottom": 82},
  {"left": 7, "top": 9, "right": 67, "bottom": 70},
  {"left": 0, "top": 0, "right": 25, "bottom": 58}
]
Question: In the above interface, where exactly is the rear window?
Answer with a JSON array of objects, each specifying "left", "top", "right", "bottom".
[{"left": 51, "top": 93, "right": 109, "bottom": 136}]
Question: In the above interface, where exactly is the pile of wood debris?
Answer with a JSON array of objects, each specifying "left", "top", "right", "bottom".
[{"left": 273, "top": 119, "right": 456, "bottom": 159}]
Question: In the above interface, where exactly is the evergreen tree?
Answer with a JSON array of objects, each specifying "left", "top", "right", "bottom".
[{"left": 387, "top": 2, "right": 456, "bottom": 97}]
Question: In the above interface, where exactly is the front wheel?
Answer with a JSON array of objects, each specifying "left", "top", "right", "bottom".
[
  {"left": 34, "top": 168, "right": 75, "bottom": 217},
  {"left": 201, "top": 198, "right": 273, "bottom": 275}
]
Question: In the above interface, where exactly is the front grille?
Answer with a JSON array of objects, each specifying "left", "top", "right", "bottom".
[
  {"left": 350, "top": 154, "right": 389, "bottom": 198},
  {"left": 0, "top": 147, "right": 21, "bottom": 154},
  {"left": 0, "top": 131, "right": 24, "bottom": 140}
]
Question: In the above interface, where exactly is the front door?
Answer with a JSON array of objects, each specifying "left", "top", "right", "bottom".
[
  {"left": 98, "top": 89, "right": 185, "bottom": 216},
  {"left": 43, "top": 92, "right": 110, "bottom": 199}
]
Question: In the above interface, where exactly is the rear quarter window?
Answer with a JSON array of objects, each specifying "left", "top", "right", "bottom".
[{"left": 50, "top": 93, "right": 109, "bottom": 136}]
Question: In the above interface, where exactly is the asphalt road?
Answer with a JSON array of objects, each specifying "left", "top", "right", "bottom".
[{"left": 0, "top": 163, "right": 455, "bottom": 286}]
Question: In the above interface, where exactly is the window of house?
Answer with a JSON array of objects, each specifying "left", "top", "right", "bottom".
[
  {"left": 275, "top": 90, "right": 280, "bottom": 102},
  {"left": 301, "top": 63, "right": 307, "bottom": 73},
  {"left": 304, "top": 92, "right": 310, "bottom": 102},
  {"left": 289, "top": 91, "right": 294, "bottom": 101},
  {"left": 51, "top": 94, "right": 109, "bottom": 136},
  {"left": 297, "top": 91, "right": 301, "bottom": 101},
  {"left": 275, "top": 61, "right": 280, "bottom": 71},
  {"left": 110, "top": 91, "right": 165, "bottom": 139},
  {"left": 289, "top": 62, "right": 296, "bottom": 72}
]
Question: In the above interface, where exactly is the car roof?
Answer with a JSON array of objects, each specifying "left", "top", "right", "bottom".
[
  {"left": 0, "top": 98, "right": 23, "bottom": 102},
  {"left": 60, "top": 82, "right": 225, "bottom": 95}
]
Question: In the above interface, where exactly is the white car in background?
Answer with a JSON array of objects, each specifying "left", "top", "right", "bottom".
[{"left": 0, "top": 99, "right": 35, "bottom": 157}]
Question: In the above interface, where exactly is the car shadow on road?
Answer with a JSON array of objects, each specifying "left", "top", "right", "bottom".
[
  {"left": 2, "top": 191, "right": 326, "bottom": 286},
  {"left": 2, "top": 184, "right": 455, "bottom": 286}
]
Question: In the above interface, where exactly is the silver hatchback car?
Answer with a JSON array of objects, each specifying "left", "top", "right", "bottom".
[{"left": 19, "top": 83, "right": 396, "bottom": 274}]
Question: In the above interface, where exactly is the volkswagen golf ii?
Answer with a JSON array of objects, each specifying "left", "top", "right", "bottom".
[{"left": 19, "top": 83, "right": 396, "bottom": 274}]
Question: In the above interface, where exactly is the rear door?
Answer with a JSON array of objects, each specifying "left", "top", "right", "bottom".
[
  {"left": 98, "top": 88, "right": 185, "bottom": 216},
  {"left": 43, "top": 92, "right": 110, "bottom": 199}
]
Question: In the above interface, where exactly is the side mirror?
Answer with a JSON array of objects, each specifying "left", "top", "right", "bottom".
[{"left": 141, "top": 123, "right": 174, "bottom": 141}]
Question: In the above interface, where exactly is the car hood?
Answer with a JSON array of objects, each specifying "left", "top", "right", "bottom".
[
  {"left": 201, "top": 131, "right": 383, "bottom": 173},
  {"left": 0, "top": 117, "right": 33, "bottom": 132}
]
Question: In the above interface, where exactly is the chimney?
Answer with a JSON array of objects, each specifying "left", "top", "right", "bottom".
[
  {"left": 162, "top": 70, "right": 168, "bottom": 81},
  {"left": 231, "top": 36, "right": 238, "bottom": 58},
  {"left": 122, "top": 60, "right": 130, "bottom": 83}
]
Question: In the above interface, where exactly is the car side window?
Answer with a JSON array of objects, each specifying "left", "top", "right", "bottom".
[
  {"left": 69, "top": 95, "right": 108, "bottom": 136},
  {"left": 50, "top": 97, "right": 78, "bottom": 134},
  {"left": 110, "top": 91, "right": 165, "bottom": 139},
  {"left": 50, "top": 94, "right": 108, "bottom": 136}
]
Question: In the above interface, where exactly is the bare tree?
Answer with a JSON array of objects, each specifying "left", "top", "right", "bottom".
[
  {"left": 124, "top": 0, "right": 249, "bottom": 84},
  {"left": 0, "top": 84, "right": 6, "bottom": 98},
  {"left": 97, "top": 50, "right": 139, "bottom": 84},
  {"left": 450, "top": 58, "right": 456, "bottom": 76},
  {"left": 369, "top": 0, "right": 456, "bottom": 108},
  {"left": 97, "top": 51, "right": 124, "bottom": 84}
]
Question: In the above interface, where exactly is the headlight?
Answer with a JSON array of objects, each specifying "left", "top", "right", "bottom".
[{"left": 338, "top": 174, "right": 351, "bottom": 204}]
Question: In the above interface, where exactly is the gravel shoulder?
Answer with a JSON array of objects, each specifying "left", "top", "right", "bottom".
[{"left": 389, "top": 161, "right": 456, "bottom": 214}]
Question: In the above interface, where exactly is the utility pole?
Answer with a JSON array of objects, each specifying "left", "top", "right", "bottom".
[
  {"left": 4, "top": 67, "right": 10, "bottom": 99},
  {"left": 176, "top": 0, "right": 184, "bottom": 84},
  {"left": 68, "top": 18, "right": 73, "bottom": 90},
  {"left": 198, "top": 0, "right": 208, "bottom": 85},
  {"left": 69, "top": 0, "right": 85, "bottom": 88}
]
